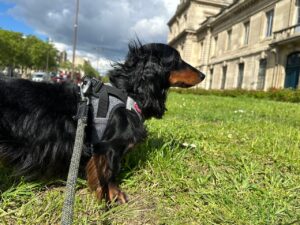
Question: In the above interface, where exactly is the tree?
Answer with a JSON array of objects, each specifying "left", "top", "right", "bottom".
[
  {"left": 83, "top": 61, "right": 100, "bottom": 77},
  {"left": 59, "top": 61, "right": 73, "bottom": 70},
  {"left": 27, "top": 38, "right": 57, "bottom": 70},
  {"left": 0, "top": 29, "right": 58, "bottom": 75},
  {"left": 0, "top": 29, "right": 23, "bottom": 75}
]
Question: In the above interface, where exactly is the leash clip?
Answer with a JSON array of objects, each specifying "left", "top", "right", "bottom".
[
  {"left": 80, "top": 77, "right": 92, "bottom": 100},
  {"left": 80, "top": 76, "right": 103, "bottom": 100},
  {"left": 73, "top": 77, "right": 92, "bottom": 122}
]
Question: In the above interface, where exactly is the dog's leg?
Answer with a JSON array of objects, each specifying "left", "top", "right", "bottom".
[
  {"left": 86, "top": 155, "right": 107, "bottom": 200},
  {"left": 86, "top": 153, "right": 127, "bottom": 203}
]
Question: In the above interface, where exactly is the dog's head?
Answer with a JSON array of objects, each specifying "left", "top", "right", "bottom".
[{"left": 109, "top": 42, "right": 205, "bottom": 119}]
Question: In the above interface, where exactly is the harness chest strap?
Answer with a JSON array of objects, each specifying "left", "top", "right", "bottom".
[{"left": 90, "top": 83, "right": 142, "bottom": 144}]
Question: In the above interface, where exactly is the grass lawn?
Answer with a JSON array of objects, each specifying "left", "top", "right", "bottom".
[{"left": 1, "top": 92, "right": 300, "bottom": 224}]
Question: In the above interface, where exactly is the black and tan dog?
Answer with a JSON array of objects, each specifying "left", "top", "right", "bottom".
[{"left": 0, "top": 42, "right": 205, "bottom": 203}]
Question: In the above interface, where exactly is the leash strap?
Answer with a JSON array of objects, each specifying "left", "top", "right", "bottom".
[
  {"left": 73, "top": 100, "right": 89, "bottom": 121},
  {"left": 61, "top": 81, "right": 90, "bottom": 225},
  {"left": 61, "top": 117, "right": 87, "bottom": 225}
]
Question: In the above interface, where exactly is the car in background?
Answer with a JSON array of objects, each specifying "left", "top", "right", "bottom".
[{"left": 31, "top": 72, "right": 51, "bottom": 82}]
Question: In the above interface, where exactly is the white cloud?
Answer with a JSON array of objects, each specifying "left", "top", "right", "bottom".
[
  {"left": 130, "top": 16, "right": 167, "bottom": 42},
  {"left": 6, "top": 0, "right": 180, "bottom": 73},
  {"left": 163, "top": 0, "right": 179, "bottom": 15},
  {"left": 53, "top": 42, "right": 68, "bottom": 52},
  {"left": 53, "top": 41, "right": 113, "bottom": 75}
]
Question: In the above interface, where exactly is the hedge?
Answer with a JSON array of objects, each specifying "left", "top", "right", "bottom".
[{"left": 171, "top": 88, "right": 300, "bottom": 103}]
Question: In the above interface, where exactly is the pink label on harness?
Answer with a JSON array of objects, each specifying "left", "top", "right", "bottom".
[{"left": 134, "top": 102, "right": 142, "bottom": 114}]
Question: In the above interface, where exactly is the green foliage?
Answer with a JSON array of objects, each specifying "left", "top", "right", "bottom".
[
  {"left": 83, "top": 61, "right": 100, "bottom": 77},
  {"left": 0, "top": 29, "right": 58, "bottom": 71},
  {"left": 1, "top": 94, "right": 299, "bottom": 224},
  {"left": 172, "top": 88, "right": 300, "bottom": 103},
  {"left": 59, "top": 61, "right": 72, "bottom": 70},
  {"left": 0, "top": 29, "right": 23, "bottom": 66},
  {"left": 100, "top": 75, "right": 110, "bottom": 83}
]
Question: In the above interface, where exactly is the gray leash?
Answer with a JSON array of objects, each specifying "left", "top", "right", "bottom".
[{"left": 61, "top": 80, "right": 91, "bottom": 225}]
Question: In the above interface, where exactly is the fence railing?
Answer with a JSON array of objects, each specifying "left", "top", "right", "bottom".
[{"left": 273, "top": 24, "right": 300, "bottom": 42}]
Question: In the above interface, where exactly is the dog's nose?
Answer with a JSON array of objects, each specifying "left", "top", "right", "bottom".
[{"left": 199, "top": 72, "right": 205, "bottom": 81}]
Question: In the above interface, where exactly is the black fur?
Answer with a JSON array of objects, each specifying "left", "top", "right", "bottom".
[
  {"left": 0, "top": 42, "right": 204, "bottom": 202},
  {"left": 0, "top": 80, "right": 81, "bottom": 178}
]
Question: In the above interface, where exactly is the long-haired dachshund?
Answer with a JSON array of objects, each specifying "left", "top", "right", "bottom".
[{"left": 0, "top": 42, "right": 205, "bottom": 203}]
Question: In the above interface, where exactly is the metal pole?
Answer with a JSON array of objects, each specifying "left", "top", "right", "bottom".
[
  {"left": 46, "top": 38, "right": 50, "bottom": 73},
  {"left": 46, "top": 52, "right": 49, "bottom": 73},
  {"left": 72, "top": 0, "right": 80, "bottom": 81},
  {"left": 97, "top": 48, "right": 99, "bottom": 73},
  {"left": 93, "top": 46, "right": 101, "bottom": 75}
]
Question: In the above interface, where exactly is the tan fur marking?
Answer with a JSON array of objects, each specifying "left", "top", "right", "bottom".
[
  {"left": 169, "top": 69, "right": 202, "bottom": 87},
  {"left": 86, "top": 156, "right": 101, "bottom": 191},
  {"left": 86, "top": 155, "right": 112, "bottom": 201}
]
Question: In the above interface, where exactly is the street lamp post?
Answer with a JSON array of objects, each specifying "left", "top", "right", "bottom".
[
  {"left": 93, "top": 46, "right": 101, "bottom": 73},
  {"left": 46, "top": 37, "right": 51, "bottom": 74},
  {"left": 71, "top": 0, "right": 80, "bottom": 81}
]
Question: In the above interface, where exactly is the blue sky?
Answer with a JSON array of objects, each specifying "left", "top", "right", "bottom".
[{"left": 0, "top": 2, "right": 46, "bottom": 40}]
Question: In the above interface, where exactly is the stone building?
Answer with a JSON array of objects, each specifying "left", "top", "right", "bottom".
[
  {"left": 59, "top": 51, "right": 68, "bottom": 64},
  {"left": 168, "top": 0, "right": 300, "bottom": 90}
]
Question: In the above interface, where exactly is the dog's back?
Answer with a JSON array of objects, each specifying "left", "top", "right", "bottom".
[{"left": 0, "top": 79, "right": 80, "bottom": 179}]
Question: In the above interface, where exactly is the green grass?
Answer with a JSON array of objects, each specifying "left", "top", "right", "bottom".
[{"left": 1, "top": 93, "right": 300, "bottom": 224}]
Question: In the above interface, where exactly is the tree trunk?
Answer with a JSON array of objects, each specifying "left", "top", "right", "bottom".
[{"left": 8, "top": 65, "right": 13, "bottom": 77}]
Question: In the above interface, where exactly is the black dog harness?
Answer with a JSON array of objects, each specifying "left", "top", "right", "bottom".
[{"left": 78, "top": 77, "right": 142, "bottom": 145}]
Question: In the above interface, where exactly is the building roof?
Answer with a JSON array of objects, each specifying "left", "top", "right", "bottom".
[
  {"left": 197, "top": 0, "right": 265, "bottom": 32},
  {"left": 168, "top": 0, "right": 235, "bottom": 26},
  {"left": 167, "top": 0, "right": 190, "bottom": 26}
]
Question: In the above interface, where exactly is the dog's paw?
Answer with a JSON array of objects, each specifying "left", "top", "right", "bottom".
[
  {"left": 107, "top": 183, "right": 128, "bottom": 204},
  {"left": 95, "top": 186, "right": 105, "bottom": 200}
]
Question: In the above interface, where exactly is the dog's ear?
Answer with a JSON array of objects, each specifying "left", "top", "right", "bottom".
[
  {"left": 129, "top": 57, "right": 168, "bottom": 119},
  {"left": 108, "top": 41, "right": 144, "bottom": 91},
  {"left": 108, "top": 68, "right": 129, "bottom": 90}
]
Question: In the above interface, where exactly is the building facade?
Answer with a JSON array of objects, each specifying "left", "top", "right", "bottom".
[
  {"left": 168, "top": 0, "right": 300, "bottom": 90},
  {"left": 59, "top": 51, "right": 68, "bottom": 64}
]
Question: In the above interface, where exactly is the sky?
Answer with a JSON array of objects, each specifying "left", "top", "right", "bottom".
[{"left": 0, "top": 0, "right": 180, "bottom": 74}]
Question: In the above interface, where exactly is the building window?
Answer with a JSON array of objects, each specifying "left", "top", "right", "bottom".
[
  {"left": 214, "top": 36, "right": 218, "bottom": 56},
  {"left": 297, "top": 0, "right": 300, "bottom": 24},
  {"left": 285, "top": 52, "right": 300, "bottom": 89},
  {"left": 221, "top": 66, "right": 227, "bottom": 89},
  {"left": 296, "top": 0, "right": 300, "bottom": 32},
  {"left": 244, "top": 21, "right": 250, "bottom": 45},
  {"left": 266, "top": 9, "right": 274, "bottom": 37},
  {"left": 209, "top": 68, "right": 214, "bottom": 89},
  {"left": 227, "top": 29, "right": 232, "bottom": 50},
  {"left": 237, "top": 63, "right": 244, "bottom": 88},
  {"left": 200, "top": 41, "right": 204, "bottom": 62},
  {"left": 257, "top": 59, "right": 267, "bottom": 90}
]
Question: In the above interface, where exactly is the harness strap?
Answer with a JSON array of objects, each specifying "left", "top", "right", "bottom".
[
  {"left": 80, "top": 77, "right": 143, "bottom": 145},
  {"left": 96, "top": 85, "right": 127, "bottom": 118},
  {"left": 96, "top": 87, "right": 109, "bottom": 118}
]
